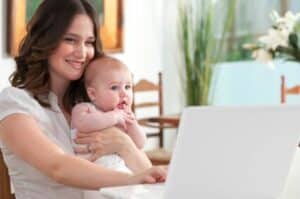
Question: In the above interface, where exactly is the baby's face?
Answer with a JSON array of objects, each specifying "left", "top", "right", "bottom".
[{"left": 87, "top": 67, "right": 133, "bottom": 112}]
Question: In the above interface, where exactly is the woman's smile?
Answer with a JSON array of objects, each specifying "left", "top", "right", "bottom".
[{"left": 65, "top": 59, "right": 85, "bottom": 70}]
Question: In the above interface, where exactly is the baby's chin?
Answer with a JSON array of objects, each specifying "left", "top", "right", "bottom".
[{"left": 96, "top": 105, "right": 114, "bottom": 112}]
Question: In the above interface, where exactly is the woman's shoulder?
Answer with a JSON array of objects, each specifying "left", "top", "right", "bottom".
[
  {"left": 0, "top": 87, "right": 40, "bottom": 119},
  {"left": 0, "top": 86, "right": 35, "bottom": 103},
  {"left": 1, "top": 86, "right": 31, "bottom": 96}
]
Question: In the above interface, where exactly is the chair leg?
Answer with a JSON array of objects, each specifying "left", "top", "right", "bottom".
[
  {"left": 0, "top": 151, "right": 13, "bottom": 199},
  {"left": 159, "top": 128, "right": 163, "bottom": 148}
]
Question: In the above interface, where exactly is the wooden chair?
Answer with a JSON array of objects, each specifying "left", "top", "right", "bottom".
[
  {"left": 0, "top": 149, "right": 14, "bottom": 199},
  {"left": 133, "top": 72, "right": 178, "bottom": 165},
  {"left": 281, "top": 75, "right": 300, "bottom": 148},
  {"left": 280, "top": 75, "right": 300, "bottom": 103}
]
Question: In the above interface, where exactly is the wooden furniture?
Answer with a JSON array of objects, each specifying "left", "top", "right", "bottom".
[
  {"left": 280, "top": 75, "right": 300, "bottom": 103},
  {"left": 7, "top": 0, "right": 124, "bottom": 56},
  {"left": 139, "top": 115, "right": 180, "bottom": 129},
  {"left": 133, "top": 73, "right": 178, "bottom": 165},
  {"left": 0, "top": 149, "right": 14, "bottom": 199},
  {"left": 281, "top": 75, "right": 300, "bottom": 148}
]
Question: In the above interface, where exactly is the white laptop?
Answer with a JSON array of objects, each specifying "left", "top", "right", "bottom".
[
  {"left": 165, "top": 106, "right": 300, "bottom": 199},
  {"left": 100, "top": 106, "right": 300, "bottom": 199}
]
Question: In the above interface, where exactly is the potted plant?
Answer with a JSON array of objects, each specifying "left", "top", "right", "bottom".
[
  {"left": 244, "top": 11, "right": 300, "bottom": 64},
  {"left": 178, "top": 0, "right": 236, "bottom": 105}
]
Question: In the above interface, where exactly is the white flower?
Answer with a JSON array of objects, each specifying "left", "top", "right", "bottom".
[
  {"left": 252, "top": 49, "right": 273, "bottom": 63},
  {"left": 258, "top": 28, "right": 289, "bottom": 50},
  {"left": 252, "top": 49, "right": 275, "bottom": 69},
  {"left": 258, "top": 11, "right": 300, "bottom": 51},
  {"left": 246, "top": 10, "right": 300, "bottom": 65},
  {"left": 283, "top": 11, "right": 300, "bottom": 26},
  {"left": 270, "top": 10, "right": 280, "bottom": 22},
  {"left": 270, "top": 10, "right": 300, "bottom": 35}
]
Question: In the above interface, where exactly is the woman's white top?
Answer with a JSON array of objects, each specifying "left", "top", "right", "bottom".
[{"left": 0, "top": 87, "right": 84, "bottom": 199}]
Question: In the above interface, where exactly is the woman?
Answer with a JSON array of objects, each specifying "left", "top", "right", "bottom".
[{"left": 0, "top": 0, "right": 166, "bottom": 199}]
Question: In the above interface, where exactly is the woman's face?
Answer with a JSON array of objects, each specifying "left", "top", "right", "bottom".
[{"left": 49, "top": 14, "right": 95, "bottom": 88}]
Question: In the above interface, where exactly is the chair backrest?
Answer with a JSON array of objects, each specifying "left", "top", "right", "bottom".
[
  {"left": 280, "top": 75, "right": 300, "bottom": 103},
  {"left": 133, "top": 72, "right": 164, "bottom": 147},
  {"left": 0, "top": 149, "right": 14, "bottom": 199}
]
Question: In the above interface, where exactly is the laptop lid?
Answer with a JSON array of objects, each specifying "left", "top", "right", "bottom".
[{"left": 164, "top": 106, "right": 300, "bottom": 199}]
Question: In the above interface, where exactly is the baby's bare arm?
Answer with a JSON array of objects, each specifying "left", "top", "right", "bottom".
[
  {"left": 71, "top": 103, "right": 118, "bottom": 133},
  {"left": 126, "top": 121, "right": 147, "bottom": 149}
]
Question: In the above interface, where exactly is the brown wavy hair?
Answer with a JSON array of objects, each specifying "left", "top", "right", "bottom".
[{"left": 10, "top": 0, "right": 103, "bottom": 111}]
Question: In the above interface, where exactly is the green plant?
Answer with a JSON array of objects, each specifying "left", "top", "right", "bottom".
[
  {"left": 225, "top": 34, "right": 254, "bottom": 61},
  {"left": 178, "top": 0, "right": 236, "bottom": 105}
]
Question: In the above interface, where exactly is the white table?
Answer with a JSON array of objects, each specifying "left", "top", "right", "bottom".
[{"left": 213, "top": 60, "right": 300, "bottom": 105}]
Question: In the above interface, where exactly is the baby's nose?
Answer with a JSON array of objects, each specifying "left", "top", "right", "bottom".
[{"left": 119, "top": 89, "right": 126, "bottom": 97}]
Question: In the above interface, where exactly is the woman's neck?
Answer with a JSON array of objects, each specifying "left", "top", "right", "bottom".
[
  {"left": 51, "top": 88, "right": 66, "bottom": 106},
  {"left": 50, "top": 80, "right": 69, "bottom": 104},
  {"left": 50, "top": 77, "right": 71, "bottom": 123},
  {"left": 51, "top": 86, "right": 71, "bottom": 124}
]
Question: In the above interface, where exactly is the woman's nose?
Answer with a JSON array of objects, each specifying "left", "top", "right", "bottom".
[{"left": 74, "top": 43, "right": 86, "bottom": 58}]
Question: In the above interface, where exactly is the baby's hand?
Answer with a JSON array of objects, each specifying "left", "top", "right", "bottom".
[
  {"left": 113, "top": 109, "right": 134, "bottom": 129},
  {"left": 121, "top": 107, "right": 137, "bottom": 125}
]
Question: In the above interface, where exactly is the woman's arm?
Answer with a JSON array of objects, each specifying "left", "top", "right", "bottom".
[
  {"left": 74, "top": 128, "right": 152, "bottom": 173},
  {"left": 0, "top": 114, "right": 163, "bottom": 189}
]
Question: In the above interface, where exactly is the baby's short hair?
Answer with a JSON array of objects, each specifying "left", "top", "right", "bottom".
[{"left": 84, "top": 55, "right": 129, "bottom": 86}]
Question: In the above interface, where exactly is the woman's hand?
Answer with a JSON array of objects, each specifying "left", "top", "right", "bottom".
[
  {"left": 73, "top": 127, "right": 152, "bottom": 172},
  {"left": 74, "top": 127, "right": 131, "bottom": 161},
  {"left": 131, "top": 165, "right": 168, "bottom": 184}
]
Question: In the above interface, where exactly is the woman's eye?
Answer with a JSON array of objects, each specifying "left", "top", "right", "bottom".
[
  {"left": 64, "top": 37, "right": 76, "bottom": 43},
  {"left": 85, "top": 41, "right": 95, "bottom": 46}
]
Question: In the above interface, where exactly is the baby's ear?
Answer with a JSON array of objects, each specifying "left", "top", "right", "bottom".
[{"left": 86, "top": 87, "right": 96, "bottom": 101}]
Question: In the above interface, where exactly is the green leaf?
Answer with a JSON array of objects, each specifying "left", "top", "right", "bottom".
[{"left": 289, "top": 33, "right": 298, "bottom": 50}]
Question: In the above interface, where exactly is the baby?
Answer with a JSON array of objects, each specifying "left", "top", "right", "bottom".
[{"left": 71, "top": 55, "right": 147, "bottom": 173}]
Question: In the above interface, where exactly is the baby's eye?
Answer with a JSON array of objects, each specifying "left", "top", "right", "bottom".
[
  {"left": 111, "top": 85, "right": 118, "bottom": 90},
  {"left": 125, "top": 85, "right": 131, "bottom": 90}
]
